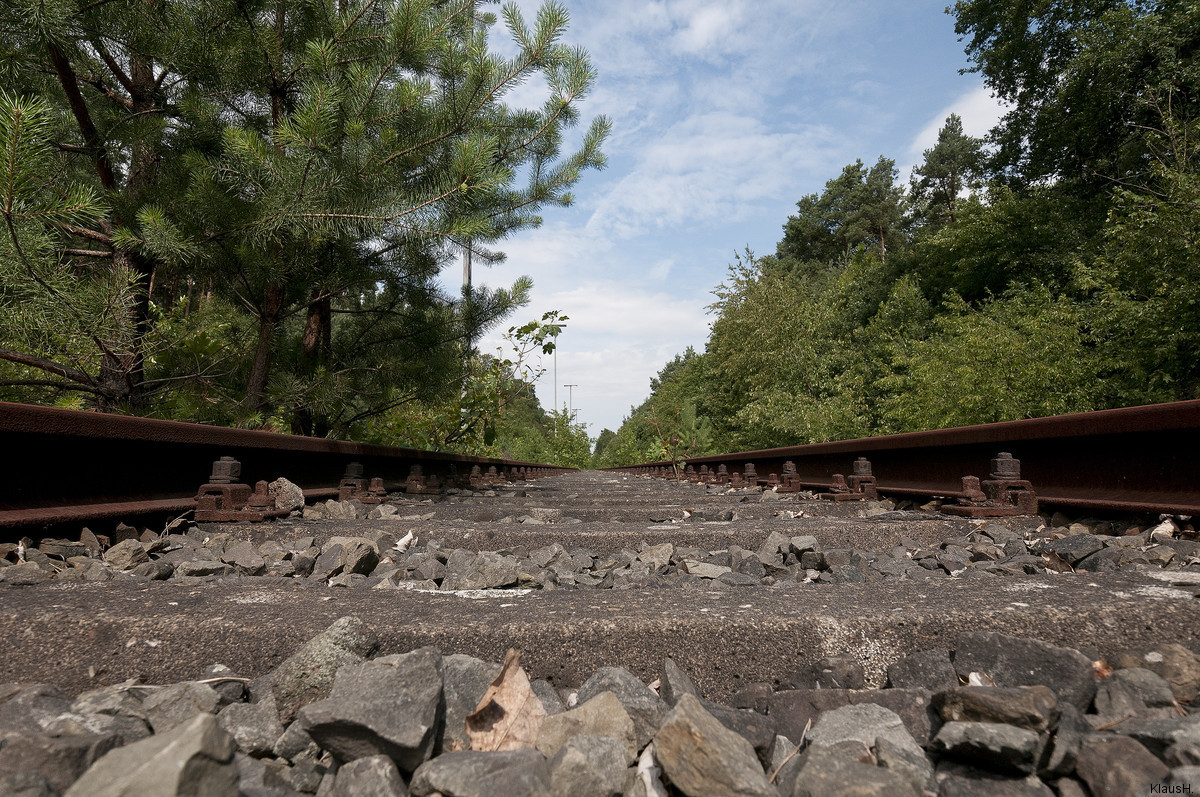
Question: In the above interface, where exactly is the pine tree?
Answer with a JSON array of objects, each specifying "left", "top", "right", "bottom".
[
  {"left": 0, "top": 0, "right": 608, "bottom": 432},
  {"left": 909, "top": 114, "right": 984, "bottom": 230},
  {"left": 777, "top": 156, "right": 905, "bottom": 266},
  {"left": 0, "top": 0, "right": 218, "bottom": 406}
]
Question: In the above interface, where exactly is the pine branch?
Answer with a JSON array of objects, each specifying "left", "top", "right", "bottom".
[
  {"left": 0, "top": 346, "right": 97, "bottom": 389},
  {"left": 46, "top": 42, "right": 118, "bottom": 191},
  {"left": 56, "top": 223, "right": 113, "bottom": 244},
  {"left": 0, "top": 378, "right": 99, "bottom": 393},
  {"left": 83, "top": 38, "right": 136, "bottom": 104},
  {"left": 60, "top": 248, "right": 112, "bottom": 258}
]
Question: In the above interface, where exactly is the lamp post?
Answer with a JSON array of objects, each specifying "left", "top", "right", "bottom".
[
  {"left": 546, "top": 323, "right": 567, "bottom": 437},
  {"left": 563, "top": 384, "right": 578, "bottom": 417}
]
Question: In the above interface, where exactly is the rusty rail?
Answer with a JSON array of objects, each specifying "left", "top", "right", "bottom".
[
  {"left": 0, "top": 402, "right": 570, "bottom": 532},
  {"left": 614, "top": 401, "right": 1200, "bottom": 517}
]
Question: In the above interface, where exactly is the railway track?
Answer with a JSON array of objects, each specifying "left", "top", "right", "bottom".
[
  {"left": 2, "top": 399, "right": 1196, "bottom": 536},
  {"left": 0, "top": 402, "right": 570, "bottom": 534},
  {"left": 614, "top": 399, "right": 1200, "bottom": 518},
  {"left": 2, "top": 421, "right": 1200, "bottom": 793}
]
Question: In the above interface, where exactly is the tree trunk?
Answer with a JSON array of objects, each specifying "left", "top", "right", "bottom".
[
  {"left": 299, "top": 292, "right": 332, "bottom": 366},
  {"left": 292, "top": 291, "right": 333, "bottom": 436},
  {"left": 49, "top": 40, "right": 163, "bottom": 410},
  {"left": 246, "top": 283, "right": 286, "bottom": 410}
]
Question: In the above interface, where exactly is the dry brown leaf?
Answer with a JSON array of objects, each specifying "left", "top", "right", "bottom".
[
  {"left": 1093, "top": 659, "right": 1114, "bottom": 679},
  {"left": 465, "top": 648, "right": 546, "bottom": 751},
  {"left": 1042, "top": 551, "right": 1075, "bottom": 573}
]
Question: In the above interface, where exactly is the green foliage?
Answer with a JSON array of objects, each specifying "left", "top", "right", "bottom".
[
  {"left": 0, "top": 89, "right": 141, "bottom": 407},
  {"left": 1082, "top": 103, "right": 1200, "bottom": 402},
  {"left": 878, "top": 286, "right": 1103, "bottom": 429},
  {"left": 0, "top": 0, "right": 607, "bottom": 451},
  {"left": 953, "top": 0, "right": 1200, "bottom": 186},
  {"left": 901, "top": 185, "right": 1097, "bottom": 303},
  {"left": 591, "top": 428, "right": 617, "bottom": 463},
  {"left": 909, "top": 114, "right": 985, "bottom": 230},
  {"left": 362, "top": 309, "right": 592, "bottom": 467},
  {"left": 777, "top": 156, "right": 905, "bottom": 268}
]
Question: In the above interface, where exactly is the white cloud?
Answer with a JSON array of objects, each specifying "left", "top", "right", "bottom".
[
  {"left": 451, "top": 2, "right": 1007, "bottom": 443},
  {"left": 669, "top": 2, "right": 748, "bottom": 57},
  {"left": 903, "top": 83, "right": 1010, "bottom": 174},
  {"left": 648, "top": 258, "right": 674, "bottom": 282},
  {"left": 476, "top": 276, "right": 712, "bottom": 432},
  {"left": 586, "top": 112, "right": 840, "bottom": 239}
]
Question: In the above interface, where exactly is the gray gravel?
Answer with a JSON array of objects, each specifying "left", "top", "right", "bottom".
[{"left": 2, "top": 470, "right": 1200, "bottom": 794}]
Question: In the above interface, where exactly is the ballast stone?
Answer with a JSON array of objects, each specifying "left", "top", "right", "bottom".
[
  {"left": 408, "top": 749, "right": 550, "bottom": 797},
  {"left": 789, "top": 740, "right": 920, "bottom": 797},
  {"left": 298, "top": 648, "right": 444, "bottom": 773},
  {"left": 953, "top": 631, "right": 1097, "bottom": 711},
  {"left": 64, "top": 713, "right": 237, "bottom": 797},
  {"left": 1074, "top": 734, "right": 1170, "bottom": 797},
  {"left": 536, "top": 691, "right": 638, "bottom": 765},
  {"left": 575, "top": 667, "right": 666, "bottom": 750},
  {"left": 652, "top": 694, "right": 776, "bottom": 797},
  {"left": 933, "top": 686, "right": 1059, "bottom": 732},
  {"left": 142, "top": 682, "right": 221, "bottom": 734},
  {"left": 102, "top": 539, "right": 147, "bottom": 571},
  {"left": 932, "top": 721, "right": 1042, "bottom": 776},
  {"left": 267, "top": 615, "right": 379, "bottom": 725},
  {"left": 327, "top": 754, "right": 405, "bottom": 797},
  {"left": 216, "top": 693, "right": 284, "bottom": 757},
  {"left": 441, "top": 653, "right": 502, "bottom": 752},
  {"left": 268, "top": 477, "right": 305, "bottom": 513},
  {"left": 0, "top": 729, "right": 120, "bottom": 795},
  {"left": 886, "top": 647, "right": 959, "bottom": 691},
  {"left": 546, "top": 735, "right": 630, "bottom": 797},
  {"left": 806, "top": 703, "right": 924, "bottom": 760}
]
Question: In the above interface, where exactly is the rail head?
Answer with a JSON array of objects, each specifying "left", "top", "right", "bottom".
[
  {"left": 0, "top": 402, "right": 574, "bottom": 532},
  {"left": 608, "top": 400, "right": 1200, "bottom": 517}
]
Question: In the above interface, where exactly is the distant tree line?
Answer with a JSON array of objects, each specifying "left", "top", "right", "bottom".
[{"left": 594, "top": 0, "right": 1200, "bottom": 467}]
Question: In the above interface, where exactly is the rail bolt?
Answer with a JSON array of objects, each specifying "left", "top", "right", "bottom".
[
  {"left": 342, "top": 462, "right": 365, "bottom": 481},
  {"left": 990, "top": 452, "right": 1022, "bottom": 480},
  {"left": 209, "top": 456, "right": 241, "bottom": 484},
  {"left": 853, "top": 457, "right": 874, "bottom": 478},
  {"left": 247, "top": 480, "right": 274, "bottom": 511},
  {"left": 961, "top": 476, "right": 987, "bottom": 504}
]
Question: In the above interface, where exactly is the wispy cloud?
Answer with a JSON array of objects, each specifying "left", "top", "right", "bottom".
[
  {"left": 902, "top": 84, "right": 1010, "bottom": 176},
  {"left": 464, "top": 1, "right": 996, "bottom": 434},
  {"left": 587, "top": 113, "right": 840, "bottom": 239},
  {"left": 478, "top": 276, "right": 712, "bottom": 429}
]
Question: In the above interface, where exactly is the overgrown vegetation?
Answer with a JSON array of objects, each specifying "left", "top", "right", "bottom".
[
  {"left": 5, "top": 1, "right": 1198, "bottom": 470},
  {"left": 597, "top": 0, "right": 1200, "bottom": 466},
  {"left": 0, "top": 0, "right": 607, "bottom": 459}
]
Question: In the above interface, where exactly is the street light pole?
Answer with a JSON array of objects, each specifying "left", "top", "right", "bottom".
[
  {"left": 545, "top": 323, "right": 567, "bottom": 437},
  {"left": 563, "top": 384, "right": 578, "bottom": 417}
]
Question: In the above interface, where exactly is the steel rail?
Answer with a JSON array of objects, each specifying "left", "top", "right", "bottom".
[
  {"left": 612, "top": 400, "right": 1200, "bottom": 516},
  {"left": 0, "top": 402, "right": 571, "bottom": 532}
]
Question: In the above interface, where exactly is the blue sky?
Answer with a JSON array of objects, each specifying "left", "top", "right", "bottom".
[{"left": 454, "top": 0, "right": 1007, "bottom": 435}]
